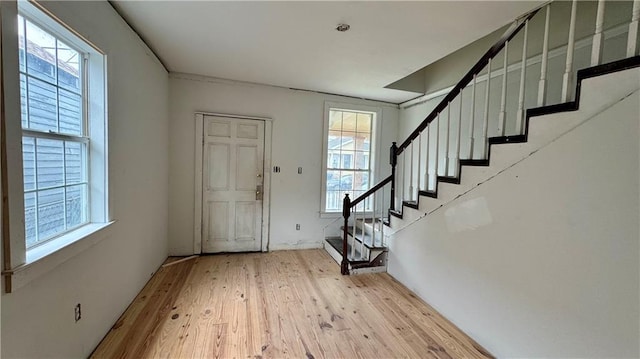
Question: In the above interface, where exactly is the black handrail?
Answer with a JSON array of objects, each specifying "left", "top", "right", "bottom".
[
  {"left": 349, "top": 175, "right": 392, "bottom": 208},
  {"left": 396, "top": 8, "right": 540, "bottom": 153}
]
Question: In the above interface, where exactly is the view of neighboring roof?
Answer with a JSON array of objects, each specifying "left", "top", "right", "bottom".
[{"left": 19, "top": 35, "right": 80, "bottom": 77}]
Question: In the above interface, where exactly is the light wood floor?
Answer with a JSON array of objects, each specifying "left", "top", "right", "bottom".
[{"left": 91, "top": 249, "right": 492, "bottom": 359}]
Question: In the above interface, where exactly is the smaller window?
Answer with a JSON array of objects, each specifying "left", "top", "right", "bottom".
[{"left": 322, "top": 103, "right": 381, "bottom": 214}]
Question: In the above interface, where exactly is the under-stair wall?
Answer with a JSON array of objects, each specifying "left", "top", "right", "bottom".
[{"left": 387, "top": 69, "right": 640, "bottom": 357}]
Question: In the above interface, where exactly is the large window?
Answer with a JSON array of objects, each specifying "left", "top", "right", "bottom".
[
  {"left": 322, "top": 105, "right": 379, "bottom": 213},
  {"left": 17, "top": 2, "right": 106, "bottom": 252}
]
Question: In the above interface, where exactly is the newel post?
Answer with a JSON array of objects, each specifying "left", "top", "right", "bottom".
[
  {"left": 341, "top": 193, "right": 351, "bottom": 275},
  {"left": 389, "top": 142, "right": 398, "bottom": 211}
]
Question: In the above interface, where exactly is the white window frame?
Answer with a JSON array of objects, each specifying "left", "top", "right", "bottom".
[
  {"left": 19, "top": 12, "right": 91, "bottom": 249},
  {"left": 320, "top": 102, "right": 382, "bottom": 217},
  {"left": 1, "top": 1, "right": 110, "bottom": 292}
]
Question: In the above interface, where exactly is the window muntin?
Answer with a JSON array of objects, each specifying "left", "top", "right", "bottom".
[
  {"left": 325, "top": 109, "right": 373, "bottom": 212},
  {"left": 18, "top": 14, "right": 89, "bottom": 248}
]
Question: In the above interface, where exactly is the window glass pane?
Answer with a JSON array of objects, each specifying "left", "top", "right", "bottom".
[
  {"left": 355, "top": 133, "right": 370, "bottom": 151},
  {"left": 18, "top": 16, "right": 26, "bottom": 72},
  {"left": 66, "top": 184, "right": 86, "bottom": 228},
  {"left": 65, "top": 141, "right": 84, "bottom": 184},
  {"left": 20, "top": 74, "right": 28, "bottom": 128},
  {"left": 325, "top": 190, "right": 342, "bottom": 212},
  {"left": 341, "top": 151, "right": 354, "bottom": 169},
  {"left": 327, "top": 152, "right": 340, "bottom": 169},
  {"left": 327, "top": 130, "right": 341, "bottom": 152},
  {"left": 22, "top": 136, "right": 36, "bottom": 191},
  {"left": 353, "top": 190, "right": 364, "bottom": 211},
  {"left": 59, "top": 88, "right": 82, "bottom": 135},
  {"left": 36, "top": 138, "right": 64, "bottom": 188},
  {"left": 340, "top": 132, "right": 355, "bottom": 150},
  {"left": 328, "top": 110, "right": 342, "bottom": 131},
  {"left": 326, "top": 170, "right": 341, "bottom": 190},
  {"left": 354, "top": 172, "right": 369, "bottom": 190},
  {"left": 56, "top": 40, "right": 81, "bottom": 94},
  {"left": 356, "top": 113, "right": 371, "bottom": 133},
  {"left": 25, "top": 20, "right": 57, "bottom": 84},
  {"left": 355, "top": 151, "right": 369, "bottom": 170},
  {"left": 28, "top": 76, "right": 58, "bottom": 132},
  {"left": 37, "top": 187, "right": 65, "bottom": 241},
  {"left": 342, "top": 112, "right": 356, "bottom": 131},
  {"left": 340, "top": 171, "right": 353, "bottom": 190},
  {"left": 24, "top": 192, "right": 37, "bottom": 247}
]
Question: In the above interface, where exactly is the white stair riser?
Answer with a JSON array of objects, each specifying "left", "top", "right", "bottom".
[{"left": 323, "top": 241, "right": 342, "bottom": 265}]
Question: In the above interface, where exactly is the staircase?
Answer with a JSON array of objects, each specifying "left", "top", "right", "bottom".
[
  {"left": 324, "top": 0, "right": 640, "bottom": 274},
  {"left": 324, "top": 218, "right": 388, "bottom": 274}
]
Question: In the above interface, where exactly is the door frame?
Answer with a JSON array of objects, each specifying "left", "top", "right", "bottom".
[{"left": 194, "top": 112, "right": 273, "bottom": 254}]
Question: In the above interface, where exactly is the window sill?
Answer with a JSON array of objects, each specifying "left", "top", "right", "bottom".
[
  {"left": 7, "top": 221, "right": 115, "bottom": 292},
  {"left": 320, "top": 212, "right": 342, "bottom": 219}
]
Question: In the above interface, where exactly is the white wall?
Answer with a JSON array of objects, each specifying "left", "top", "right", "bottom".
[
  {"left": 1, "top": 1, "right": 170, "bottom": 357},
  {"left": 169, "top": 74, "right": 398, "bottom": 255},
  {"left": 388, "top": 88, "right": 639, "bottom": 357}
]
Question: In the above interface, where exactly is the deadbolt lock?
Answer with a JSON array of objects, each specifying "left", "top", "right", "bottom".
[{"left": 256, "top": 185, "right": 263, "bottom": 200}]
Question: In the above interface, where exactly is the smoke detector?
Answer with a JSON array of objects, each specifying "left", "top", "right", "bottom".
[{"left": 336, "top": 24, "right": 350, "bottom": 32}]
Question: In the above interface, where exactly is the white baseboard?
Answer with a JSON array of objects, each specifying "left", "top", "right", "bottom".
[{"left": 269, "top": 241, "right": 323, "bottom": 251}]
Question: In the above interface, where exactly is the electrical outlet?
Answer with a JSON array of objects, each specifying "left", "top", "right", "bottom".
[
  {"left": 75, "top": 303, "right": 82, "bottom": 322},
  {"left": 296, "top": 224, "right": 300, "bottom": 230}
]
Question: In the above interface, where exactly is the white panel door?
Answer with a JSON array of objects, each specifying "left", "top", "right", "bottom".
[{"left": 202, "top": 116, "right": 264, "bottom": 253}]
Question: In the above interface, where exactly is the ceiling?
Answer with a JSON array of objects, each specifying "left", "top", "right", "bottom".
[{"left": 111, "top": 1, "right": 542, "bottom": 104}]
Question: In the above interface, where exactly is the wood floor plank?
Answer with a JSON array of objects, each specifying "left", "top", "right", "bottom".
[
  {"left": 91, "top": 259, "right": 195, "bottom": 359},
  {"left": 91, "top": 249, "right": 493, "bottom": 359}
]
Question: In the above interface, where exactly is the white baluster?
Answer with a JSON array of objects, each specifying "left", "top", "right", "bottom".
[
  {"left": 350, "top": 208, "right": 356, "bottom": 259},
  {"left": 591, "top": 0, "right": 606, "bottom": 66},
  {"left": 424, "top": 124, "right": 430, "bottom": 191},
  {"left": 628, "top": 0, "right": 640, "bottom": 57},
  {"left": 396, "top": 155, "right": 401, "bottom": 209},
  {"left": 538, "top": 4, "right": 551, "bottom": 107},
  {"left": 516, "top": 20, "right": 529, "bottom": 135},
  {"left": 498, "top": 42, "right": 508, "bottom": 135},
  {"left": 372, "top": 193, "right": 377, "bottom": 246},
  {"left": 409, "top": 141, "right": 414, "bottom": 200},
  {"left": 468, "top": 75, "right": 477, "bottom": 158},
  {"left": 562, "top": 0, "right": 578, "bottom": 102},
  {"left": 402, "top": 151, "right": 407, "bottom": 201},
  {"left": 482, "top": 58, "right": 492, "bottom": 158},
  {"left": 454, "top": 94, "right": 463, "bottom": 177},
  {"left": 380, "top": 189, "right": 385, "bottom": 247},
  {"left": 427, "top": 124, "right": 436, "bottom": 190},
  {"left": 417, "top": 132, "right": 422, "bottom": 191},
  {"left": 433, "top": 114, "right": 440, "bottom": 181},
  {"left": 443, "top": 103, "right": 451, "bottom": 176},
  {"left": 396, "top": 156, "right": 402, "bottom": 209},
  {"left": 360, "top": 201, "right": 365, "bottom": 260}
]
